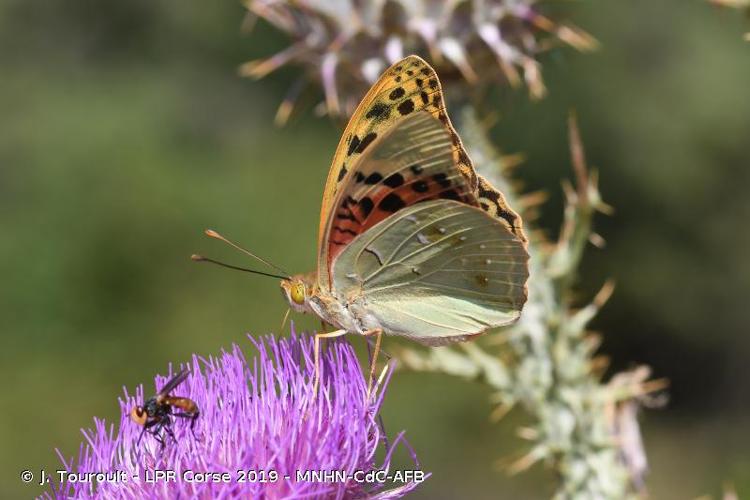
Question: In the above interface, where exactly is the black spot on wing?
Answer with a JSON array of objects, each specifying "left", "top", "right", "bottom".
[
  {"left": 433, "top": 173, "right": 451, "bottom": 188},
  {"left": 412, "top": 180, "right": 429, "bottom": 193},
  {"left": 337, "top": 212, "right": 358, "bottom": 222},
  {"left": 337, "top": 165, "right": 348, "bottom": 182},
  {"left": 383, "top": 173, "right": 405, "bottom": 188},
  {"left": 433, "top": 95, "right": 444, "bottom": 115},
  {"left": 498, "top": 209, "right": 519, "bottom": 232},
  {"left": 365, "top": 103, "right": 389, "bottom": 120},
  {"left": 415, "top": 78, "right": 423, "bottom": 87},
  {"left": 479, "top": 182, "right": 517, "bottom": 231},
  {"left": 439, "top": 189, "right": 461, "bottom": 201},
  {"left": 364, "top": 172, "right": 383, "bottom": 184},
  {"left": 410, "top": 164, "right": 423, "bottom": 174},
  {"left": 420, "top": 92, "right": 429, "bottom": 105},
  {"left": 397, "top": 100, "right": 415, "bottom": 116},
  {"left": 378, "top": 193, "right": 406, "bottom": 212},
  {"left": 347, "top": 135, "right": 360, "bottom": 156},
  {"left": 359, "top": 197, "right": 374, "bottom": 218},
  {"left": 342, "top": 195, "right": 357, "bottom": 208},
  {"left": 389, "top": 87, "right": 405, "bottom": 100},
  {"left": 428, "top": 78, "right": 438, "bottom": 89},
  {"left": 356, "top": 132, "right": 377, "bottom": 153},
  {"left": 355, "top": 172, "right": 365, "bottom": 183},
  {"left": 421, "top": 68, "right": 430, "bottom": 76}
]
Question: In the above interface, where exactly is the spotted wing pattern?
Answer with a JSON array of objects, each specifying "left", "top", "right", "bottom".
[
  {"left": 317, "top": 55, "right": 524, "bottom": 289},
  {"left": 332, "top": 200, "right": 528, "bottom": 346},
  {"left": 324, "top": 111, "right": 479, "bottom": 284}
]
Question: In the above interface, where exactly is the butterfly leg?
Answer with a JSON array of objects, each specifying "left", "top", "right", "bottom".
[
  {"left": 312, "top": 329, "right": 347, "bottom": 397},
  {"left": 280, "top": 307, "right": 291, "bottom": 332},
  {"left": 362, "top": 328, "right": 383, "bottom": 400}
]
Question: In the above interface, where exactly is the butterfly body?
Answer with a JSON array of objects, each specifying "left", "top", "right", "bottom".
[
  {"left": 280, "top": 55, "right": 529, "bottom": 347},
  {"left": 280, "top": 273, "right": 365, "bottom": 334}
]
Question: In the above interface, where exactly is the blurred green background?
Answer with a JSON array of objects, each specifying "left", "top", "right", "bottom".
[{"left": 2, "top": 0, "right": 749, "bottom": 498}]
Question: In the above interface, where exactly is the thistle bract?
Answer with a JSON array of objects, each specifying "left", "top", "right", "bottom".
[
  {"left": 242, "top": 0, "right": 597, "bottom": 121},
  {"left": 48, "top": 331, "right": 424, "bottom": 499}
]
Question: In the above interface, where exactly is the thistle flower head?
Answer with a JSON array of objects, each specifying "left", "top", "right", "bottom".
[
  {"left": 48, "top": 330, "right": 423, "bottom": 499},
  {"left": 242, "top": 0, "right": 597, "bottom": 122}
]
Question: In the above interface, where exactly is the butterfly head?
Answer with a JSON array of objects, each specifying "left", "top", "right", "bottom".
[{"left": 280, "top": 273, "right": 316, "bottom": 314}]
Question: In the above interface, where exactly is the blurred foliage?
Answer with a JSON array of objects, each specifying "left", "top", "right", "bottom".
[
  {"left": 710, "top": 0, "right": 750, "bottom": 40},
  {"left": 1, "top": 0, "right": 750, "bottom": 498}
]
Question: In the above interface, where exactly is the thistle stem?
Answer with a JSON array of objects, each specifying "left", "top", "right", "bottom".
[{"left": 400, "top": 106, "right": 655, "bottom": 499}]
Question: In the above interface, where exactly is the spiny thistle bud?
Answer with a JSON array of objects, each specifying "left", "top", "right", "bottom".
[{"left": 241, "top": 0, "right": 597, "bottom": 123}]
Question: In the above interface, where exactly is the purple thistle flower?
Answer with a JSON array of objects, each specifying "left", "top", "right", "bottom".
[{"left": 47, "top": 330, "right": 426, "bottom": 499}]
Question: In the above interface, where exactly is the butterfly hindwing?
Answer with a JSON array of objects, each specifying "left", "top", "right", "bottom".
[{"left": 332, "top": 200, "right": 528, "bottom": 345}]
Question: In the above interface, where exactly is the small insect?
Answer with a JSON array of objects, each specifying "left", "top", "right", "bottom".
[
  {"left": 194, "top": 56, "right": 529, "bottom": 398},
  {"left": 130, "top": 368, "right": 200, "bottom": 448}
]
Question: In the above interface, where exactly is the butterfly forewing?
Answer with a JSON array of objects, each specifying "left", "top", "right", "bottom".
[
  {"left": 326, "top": 111, "right": 478, "bottom": 272},
  {"left": 318, "top": 56, "right": 481, "bottom": 288},
  {"left": 332, "top": 200, "right": 528, "bottom": 345},
  {"left": 318, "top": 56, "right": 526, "bottom": 290}
]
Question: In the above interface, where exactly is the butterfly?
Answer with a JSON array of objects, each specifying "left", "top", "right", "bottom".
[
  {"left": 196, "top": 55, "right": 529, "bottom": 396},
  {"left": 279, "top": 56, "right": 529, "bottom": 391}
]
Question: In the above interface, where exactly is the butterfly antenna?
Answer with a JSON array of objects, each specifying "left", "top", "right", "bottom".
[
  {"left": 191, "top": 254, "right": 289, "bottom": 280},
  {"left": 204, "top": 229, "right": 291, "bottom": 277}
]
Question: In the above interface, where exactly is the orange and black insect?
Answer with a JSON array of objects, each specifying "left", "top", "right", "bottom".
[{"left": 130, "top": 368, "right": 199, "bottom": 448}]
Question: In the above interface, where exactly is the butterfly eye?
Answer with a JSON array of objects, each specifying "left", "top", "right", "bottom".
[{"left": 291, "top": 283, "right": 305, "bottom": 305}]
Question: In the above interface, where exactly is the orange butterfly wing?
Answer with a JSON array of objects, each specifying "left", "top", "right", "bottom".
[{"left": 317, "top": 56, "right": 524, "bottom": 289}]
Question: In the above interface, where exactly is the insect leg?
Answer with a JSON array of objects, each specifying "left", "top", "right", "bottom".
[
  {"left": 138, "top": 418, "right": 161, "bottom": 447},
  {"left": 163, "top": 420, "right": 176, "bottom": 446},
  {"left": 136, "top": 426, "right": 147, "bottom": 447},
  {"left": 173, "top": 411, "right": 200, "bottom": 440},
  {"left": 152, "top": 425, "right": 166, "bottom": 450},
  {"left": 363, "top": 328, "right": 389, "bottom": 449},
  {"left": 312, "top": 329, "right": 347, "bottom": 397},
  {"left": 362, "top": 328, "right": 383, "bottom": 400},
  {"left": 280, "top": 307, "right": 291, "bottom": 331}
]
